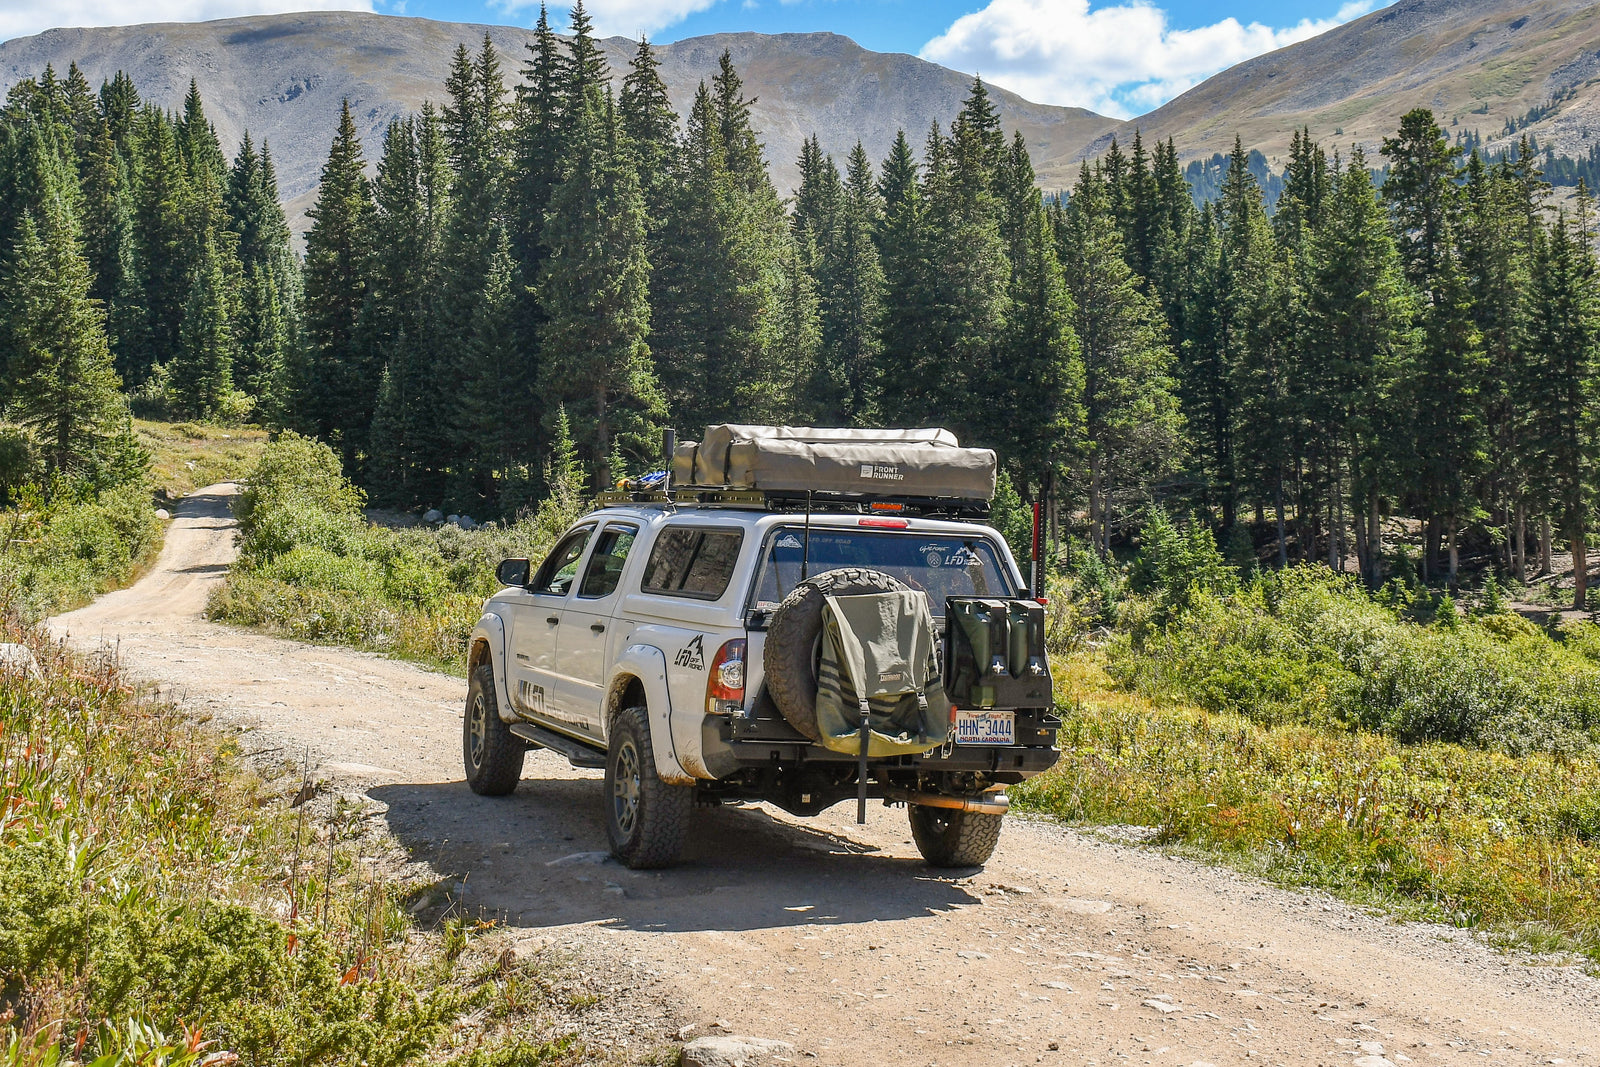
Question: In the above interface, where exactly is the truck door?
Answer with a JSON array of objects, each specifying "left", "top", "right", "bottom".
[
  {"left": 507, "top": 523, "right": 594, "bottom": 732},
  {"left": 551, "top": 522, "right": 639, "bottom": 736}
]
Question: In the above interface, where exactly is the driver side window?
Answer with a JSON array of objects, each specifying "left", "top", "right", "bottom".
[{"left": 530, "top": 526, "right": 594, "bottom": 596}]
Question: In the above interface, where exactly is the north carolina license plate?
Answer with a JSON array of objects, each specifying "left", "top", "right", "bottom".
[{"left": 954, "top": 710, "right": 1014, "bottom": 746}]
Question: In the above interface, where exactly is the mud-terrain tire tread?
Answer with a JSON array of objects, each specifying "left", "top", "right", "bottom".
[
  {"left": 908, "top": 804, "right": 1004, "bottom": 867},
  {"left": 464, "top": 664, "right": 526, "bottom": 796},
  {"left": 605, "top": 704, "right": 694, "bottom": 869},
  {"left": 764, "top": 567, "right": 908, "bottom": 741}
]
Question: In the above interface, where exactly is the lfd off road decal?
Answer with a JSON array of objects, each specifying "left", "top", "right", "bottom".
[
  {"left": 516, "top": 680, "right": 546, "bottom": 715},
  {"left": 675, "top": 634, "right": 706, "bottom": 670}
]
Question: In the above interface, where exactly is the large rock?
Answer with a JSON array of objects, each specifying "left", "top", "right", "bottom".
[
  {"left": 0, "top": 643, "right": 41, "bottom": 678},
  {"left": 681, "top": 1035, "right": 795, "bottom": 1067}
]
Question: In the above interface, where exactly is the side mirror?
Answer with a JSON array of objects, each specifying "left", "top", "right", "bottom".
[{"left": 496, "top": 558, "right": 531, "bottom": 588}]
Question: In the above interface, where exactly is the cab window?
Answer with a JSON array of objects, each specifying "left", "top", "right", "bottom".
[
  {"left": 530, "top": 526, "right": 594, "bottom": 596},
  {"left": 641, "top": 526, "right": 744, "bottom": 600},
  {"left": 577, "top": 525, "right": 638, "bottom": 599}
]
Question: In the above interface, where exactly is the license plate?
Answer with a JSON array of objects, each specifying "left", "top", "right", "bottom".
[{"left": 954, "top": 710, "right": 1014, "bottom": 746}]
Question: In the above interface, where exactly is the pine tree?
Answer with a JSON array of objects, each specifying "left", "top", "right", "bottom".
[
  {"left": 712, "top": 50, "right": 768, "bottom": 196},
  {"left": 539, "top": 89, "right": 660, "bottom": 489},
  {"left": 874, "top": 129, "right": 925, "bottom": 427},
  {"left": 1060, "top": 165, "right": 1182, "bottom": 553},
  {"left": 297, "top": 99, "right": 375, "bottom": 465},
  {"left": 98, "top": 72, "right": 140, "bottom": 155},
  {"left": 651, "top": 81, "right": 785, "bottom": 427},
  {"left": 1221, "top": 141, "right": 1297, "bottom": 549},
  {"left": 128, "top": 108, "right": 189, "bottom": 383},
  {"left": 808, "top": 142, "right": 885, "bottom": 423},
  {"left": 618, "top": 35, "right": 679, "bottom": 229},
  {"left": 170, "top": 233, "right": 236, "bottom": 418},
  {"left": 1526, "top": 205, "right": 1600, "bottom": 608},
  {"left": 226, "top": 132, "right": 298, "bottom": 403},
  {"left": 510, "top": 5, "right": 565, "bottom": 287},
  {"left": 1382, "top": 108, "right": 1463, "bottom": 292},
  {"left": 1302, "top": 150, "right": 1417, "bottom": 582},
  {"left": 2, "top": 200, "right": 124, "bottom": 479},
  {"left": 176, "top": 79, "right": 227, "bottom": 186}
]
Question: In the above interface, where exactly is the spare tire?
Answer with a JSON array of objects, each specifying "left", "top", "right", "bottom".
[{"left": 764, "top": 567, "right": 907, "bottom": 742}]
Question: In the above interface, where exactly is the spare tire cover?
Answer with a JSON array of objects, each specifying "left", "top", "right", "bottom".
[{"left": 763, "top": 567, "right": 908, "bottom": 742}]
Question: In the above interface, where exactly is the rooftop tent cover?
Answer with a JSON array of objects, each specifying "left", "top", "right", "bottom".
[{"left": 671, "top": 425, "right": 997, "bottom": 502}]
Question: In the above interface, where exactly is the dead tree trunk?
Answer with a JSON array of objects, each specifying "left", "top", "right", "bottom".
[{"left": 1575, "top": 528, "right": 1590, "bottom": 612}]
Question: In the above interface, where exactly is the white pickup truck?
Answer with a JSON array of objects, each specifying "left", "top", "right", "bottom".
[{"left": 464, "top": 432, "right": 1060, "bottom": 870}]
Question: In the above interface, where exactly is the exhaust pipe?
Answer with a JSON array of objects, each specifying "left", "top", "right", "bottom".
[{"left": 884, "top": 789, "right": 1009, "bottom": 816}]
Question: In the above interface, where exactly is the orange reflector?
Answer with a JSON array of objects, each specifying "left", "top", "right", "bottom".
[{"left": 859, "top": 517, "right": 910, "bottom": 528}]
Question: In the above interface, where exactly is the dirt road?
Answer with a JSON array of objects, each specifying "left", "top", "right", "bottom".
[{"left": 51, "top": 485, "right": 1599, "bottom": 1067}]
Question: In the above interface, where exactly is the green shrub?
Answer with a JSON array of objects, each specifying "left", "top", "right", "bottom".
[
  {"left": 1129, "top": 509, "right": 1238, "bottom": 617},
  {"left": 1109, "top": 566, "right": 1600, "bottom": 755},
  {"left": 0, "top": 479, "right": 162, "bottom": 620},
  {"left": 0, "top": 427, "right": 36, "bottom": 505},
  {"left": 215, "top": 453, "right": 587, "bottom": 672},
  {"left": 236, "top": 432, "right": 364, "bottom": 539}
]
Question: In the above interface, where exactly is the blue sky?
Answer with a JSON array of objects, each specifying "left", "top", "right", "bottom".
[{"left": 2, "top": 0, "right": 1389, "bottom": 117}]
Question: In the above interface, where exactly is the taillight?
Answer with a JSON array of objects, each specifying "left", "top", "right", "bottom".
[
  {"left": 858, "top": 517, "right": 910, "bottom": 528},
  {"left": 706, "top": 639, "right": 746, "bottom": 714}
]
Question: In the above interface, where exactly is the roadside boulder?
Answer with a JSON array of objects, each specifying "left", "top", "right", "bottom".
[
  {"left": 423, "top": 509, "right": 444, "bottom": 524},
  {"left": 155, "top": 508, "right": 171, "bottom": 520},
  {"left": 0, "top": 643, "right": 42, "bottom": 678},
  {"left": 681, "top": 1036, "right": 795, "bottom": 1067}
]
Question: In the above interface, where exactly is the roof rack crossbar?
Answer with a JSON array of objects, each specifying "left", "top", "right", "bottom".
[{"left": 593, "top": 486, "right": 989, "bottom": 518}]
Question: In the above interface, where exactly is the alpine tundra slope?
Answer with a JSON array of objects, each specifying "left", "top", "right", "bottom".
[{"left": 466, "top": 425, "right": 1060, "bottom": 868}]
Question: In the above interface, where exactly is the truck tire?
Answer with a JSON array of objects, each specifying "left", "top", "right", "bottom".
[
  {"left": 605, "top": 704, "right": 693, "bottom": 869},
  {"left": 464, "top": 663, "right": 526, "bottom": 796},
  {"left": 908, "top": 804, "right": 1003, "bottom": 867},
  {"left": 764, "top": 567, "right": 907, "bottom": 742}
]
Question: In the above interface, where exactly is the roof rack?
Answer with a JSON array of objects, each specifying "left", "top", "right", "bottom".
[{"left": 593, "top": 486, "right": 991, "bottom": 519}]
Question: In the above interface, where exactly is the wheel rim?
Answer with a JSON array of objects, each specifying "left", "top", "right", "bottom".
[
  {"left": 613, "top": 738, "right": 642, "bottom": 837},
  {"left": 468, "top": 690, "right": 487, "bottom": 770}
]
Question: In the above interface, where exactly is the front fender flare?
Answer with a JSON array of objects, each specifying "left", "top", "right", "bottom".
[
  {"left": 470, "top": 612, "right": 516, "bottom": 723},
  {"left": 608, "top": 645, "right": 695, "bottom": 785}
]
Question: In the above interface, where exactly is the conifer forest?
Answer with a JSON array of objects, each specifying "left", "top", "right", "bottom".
[{"left": 3, "top": 2, "right": 1599, "bottom": 606}]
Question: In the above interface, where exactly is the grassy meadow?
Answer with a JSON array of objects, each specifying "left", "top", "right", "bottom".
[{"left": 0, "top": 610, "right": 594, "bottom": 1067}]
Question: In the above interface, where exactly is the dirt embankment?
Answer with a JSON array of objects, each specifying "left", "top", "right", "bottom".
[{"left": 50, "top": 484, "right": 1600, "bottom": 1067}]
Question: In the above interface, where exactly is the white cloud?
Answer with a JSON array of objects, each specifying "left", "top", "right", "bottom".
[
  {"left": 920, "top": 0, "right": 1385, "bottom": 119},
  {"left": 491, "top": 0, "right": 722, "bottom": 39},
  {"left": 0, "top": 0, "right": 372, "bottom": 42}
]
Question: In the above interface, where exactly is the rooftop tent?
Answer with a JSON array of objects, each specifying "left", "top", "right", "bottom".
[{"left": 671, "top": 425, "right": 996, "bottom": 502}]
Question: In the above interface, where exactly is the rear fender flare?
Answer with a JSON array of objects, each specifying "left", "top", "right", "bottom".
[
  {"left": 607, "top": 645, "right": 695, "bottom": 785},
  {"left": 469, "top": 613, "right": 516, "bottom": 723}
]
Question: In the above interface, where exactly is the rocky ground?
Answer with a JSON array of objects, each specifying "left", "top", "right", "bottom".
[{"left": 49, "top": 484, "right": 1600, "bottom": 1067}]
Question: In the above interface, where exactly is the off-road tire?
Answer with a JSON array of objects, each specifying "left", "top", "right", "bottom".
[
  {"left": 605, "top": 704, "right": 693, "bottom": 869},
  {"left": 764, "top": 567, "right": 907, "bottom": 742},
  {"left": 908, "top": 804, "right": 1004, "bottom": 867},
  {"left": 464, "top": 664, "right": 525, "bottom": 796}
]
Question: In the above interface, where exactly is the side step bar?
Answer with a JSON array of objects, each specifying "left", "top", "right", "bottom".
[{"left": 509, "top": 721, "right": 607, "bottom": 769}]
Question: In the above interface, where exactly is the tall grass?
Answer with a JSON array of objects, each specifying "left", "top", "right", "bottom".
[
  {"left": 1016, "top": 653, "right": 1600, "bottom": 961},
  {"left": 209, "top": 434, "right": 584, "bottom": 672},
  {"left": 0, "top": 614, "right": 573, "bottom": 1066}
]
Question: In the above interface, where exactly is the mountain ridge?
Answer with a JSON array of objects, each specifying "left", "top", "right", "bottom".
[
  {"left": 0, "top": 11, "right": 1117, "bottom": 235},
  {"left": 1095, "top": 0, "right": 1600, "bottom": 170}
]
